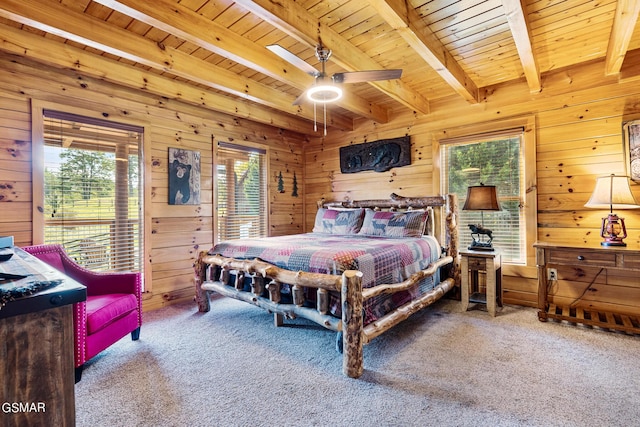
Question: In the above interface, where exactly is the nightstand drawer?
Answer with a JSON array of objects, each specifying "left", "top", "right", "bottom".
[
  {"left": 623, "top": 253, "right": 640, "bottom": 269},
  {"left": 548, "top": 248, "right": 616, "bottom": 267},
  {"left": 467, "top": 257, "right": 486, "bottom": 270}
]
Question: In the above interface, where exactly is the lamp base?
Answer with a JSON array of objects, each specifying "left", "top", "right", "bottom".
[
  {"left": 468, "top": 242, "right": 495, "bottom": 251},
  {"left": 601, "top": 240, "right": 626, "bottom": 247},
  {"left": 468, "top": 223, "right": 495, "bottom": 251},
  {"left": 600, "top": 213, "right": 628, "bottom": 247},
  {"left": 467, "top": 245, "right": 495, "bottom": 251}
]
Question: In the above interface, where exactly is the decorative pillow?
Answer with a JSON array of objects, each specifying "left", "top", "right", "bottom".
[
  {"left": 358, "top": 209, "right": 429, "bottom": 238},
  {"left": 312, "top": 208, "right": 365, "bottom": 234}
]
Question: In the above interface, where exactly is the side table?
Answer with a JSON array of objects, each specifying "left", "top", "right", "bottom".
[
  {"left": 534, "top": 241, "right": 640, "bottom": 333},
  {"left": 460, "top": 249, "right": 502, "bottom": 316}
]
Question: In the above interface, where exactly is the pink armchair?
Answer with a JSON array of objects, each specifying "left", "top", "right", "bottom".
[{"left": 22, "top": 244, "right": 142, "bottom": 382}]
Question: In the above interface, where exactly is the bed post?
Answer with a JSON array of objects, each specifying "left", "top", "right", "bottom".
[
  {"left": 342, "top": 270, "right": 364, "bottom": 378},
  {"left": 194, "top": 251, "right": 211, "bottom": 312},
  {"left": 446, "top": 193, "right": 460, "bottom": 287}
]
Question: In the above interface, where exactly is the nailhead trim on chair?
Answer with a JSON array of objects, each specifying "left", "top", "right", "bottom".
[{"left": 74, "top": 301, "right": 86, "bottom": 368}]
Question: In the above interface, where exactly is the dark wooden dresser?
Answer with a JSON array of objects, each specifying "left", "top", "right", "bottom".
[
  {"left": 534, "top": 242, "right": 640, "bottom": 334},
  {"left": 0, "top": 246, "right": 86, "bottom": 427}
]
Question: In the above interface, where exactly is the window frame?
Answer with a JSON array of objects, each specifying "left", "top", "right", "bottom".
[
  {"left": 31, "top": 99, "right": 152, "bottom": 290},
  {"left": 435, "top": 116, "right": 537, "bottom": 267}
]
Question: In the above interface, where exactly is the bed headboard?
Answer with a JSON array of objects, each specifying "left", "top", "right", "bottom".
[{"left": 318, "top": 193, "right": 459, "bottom": 260}]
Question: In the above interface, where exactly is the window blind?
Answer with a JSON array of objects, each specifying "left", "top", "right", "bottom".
[
  {"left": 216, "top": 142, "right": 267, "bottom": 241},
  {"left": 42, "top": 111, "right": 143, "bottom": 274}
]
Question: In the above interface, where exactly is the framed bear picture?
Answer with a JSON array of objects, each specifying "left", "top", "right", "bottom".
[{"left": 168, "top": 147, "right": 200, "bottom": 205}]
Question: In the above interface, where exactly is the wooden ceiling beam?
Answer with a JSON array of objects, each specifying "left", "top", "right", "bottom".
[
  {"left": 605, "top": 0, "right": 640, "bottom": 76},
  {"left": 368, "top": 0, "right": 479, "bottom": 104},
  {"left": 233, "top": 0, "right": 431, "bottom": 115},
  {"left": 620, "top": 48, "right": 640, "bottom": 80},
  {"left": 94, "top": 0, "right": 314, "bottom": 89},
  {"left": 0, "top": 0, "right": 354, "bottom": 130},
  {"left": 92, "top": 0, "right": 387, "bottom": 124},
  {"left": 0, "top": 22, "right": 321, "bottom": 134},
  {"left": 501, "top": 0, "right": 541, "bottom": 93}
]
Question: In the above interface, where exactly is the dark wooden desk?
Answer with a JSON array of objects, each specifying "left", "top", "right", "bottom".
[{"left": 0, "top": 246, "right": 86, "bottom": 427}]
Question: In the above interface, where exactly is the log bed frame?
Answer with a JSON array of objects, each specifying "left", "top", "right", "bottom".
[{"left": 194, "top": 193, "right": 459, "bottom": 378}]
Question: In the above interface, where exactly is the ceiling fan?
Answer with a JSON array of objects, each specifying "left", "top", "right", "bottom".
[
  {"left": 267, "top": 43, "right": 402, "bottom": 134},
  {"left": 266, "top": 43, "right": 403, "bottom": 105}
]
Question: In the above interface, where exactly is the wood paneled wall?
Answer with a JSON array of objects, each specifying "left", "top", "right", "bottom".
[
  {"left": 0, "top": 53, "right": 305, "bottom": 311},
  {"left": 3, "top": 48, "right": 640, "bottom": 312},
  {"left": 304, "top": 59, "right": 640, "bottom": 307}
]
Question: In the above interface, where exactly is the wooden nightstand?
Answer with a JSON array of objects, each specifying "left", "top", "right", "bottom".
[{"left": 460, "top": 249, "right": 502, "bottom": 316}]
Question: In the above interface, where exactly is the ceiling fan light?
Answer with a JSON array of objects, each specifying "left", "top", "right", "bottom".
[{"left": 307, "top": 84, "right": 342, "bottom": 103}]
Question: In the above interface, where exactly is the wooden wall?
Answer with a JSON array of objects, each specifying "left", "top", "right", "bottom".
[
  {"left": 0, "top": 53, "right": 305, "bottom": 311},
  {"left": 304, "top": 59, "right": 640, "bottom": 307},
  {"left": 3, "top": 48, "right": 640, "bottom": 313}
]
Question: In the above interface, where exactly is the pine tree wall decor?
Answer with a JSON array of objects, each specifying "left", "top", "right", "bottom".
[
  {"left": 292, "top": 172, "right": 298, "bottom": 197},
  {"left": 277, "top": 171, "right": 285, "bottom": 193}
]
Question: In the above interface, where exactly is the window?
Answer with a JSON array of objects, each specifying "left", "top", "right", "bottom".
[
  {"left": 440, "top": 122, "right": 536, "bottom": 265},
  {"left": 39, "top": 109, "right": 144, "bottom": 275},
  {"left": 215, "top": 142, "right": 268, "bottom": 242}
]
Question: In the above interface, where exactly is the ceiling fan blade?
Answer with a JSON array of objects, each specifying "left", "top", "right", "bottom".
[
  {"left": 333, "top": 69, "right": 403, "bottom": 84},
  {"left": 266, "top": 44, "right": 319, "bottom": 77},
  {"left": 292, "top": 92, "right": 307, "bottom": 106}
]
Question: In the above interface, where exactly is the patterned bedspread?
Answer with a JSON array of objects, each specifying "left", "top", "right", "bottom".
[{"left": 210, "top": 233, "right": 443, "bottom": 323}]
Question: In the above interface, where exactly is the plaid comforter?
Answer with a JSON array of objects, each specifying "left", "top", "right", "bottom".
[{"left": 210, "top": 233, "right": 443, "bottom": 323}]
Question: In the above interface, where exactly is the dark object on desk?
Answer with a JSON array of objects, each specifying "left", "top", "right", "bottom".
[
  {"left": 0, "top": 247, "right": 86, "bottom": 319},
  {"left": 0, "top": 252, "right": 13, "bottom": 262},
  {"left": 0, "top": 272, "right": 28, "bottom": 281},
  {"left": 0, "top": 279, "right": 63, "bottom": 310}
]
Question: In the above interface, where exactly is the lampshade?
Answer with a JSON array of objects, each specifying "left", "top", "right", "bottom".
[
  {"left": 462, "top": 184, "right": 500, "bottom": 251},
  {"left": 462, "top": 184, "right": 501, "bottom": 211},
  {"left": 584, "top": 174, "right": 640, "bottom": 211},
  {"left": 307, "top": 84, "right": 343, "bottom": 103}
]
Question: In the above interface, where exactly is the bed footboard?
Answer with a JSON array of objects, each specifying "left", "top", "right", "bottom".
[
  {"left": 194, "top": 252, "right": 366, "bottom": 377},
  {"left": 194, "top": 252, "right": 454, "bottom": 378}
]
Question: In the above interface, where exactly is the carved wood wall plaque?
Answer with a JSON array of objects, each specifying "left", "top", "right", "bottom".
[{"left": 339, "top": 136, "right": 411, "bottom": 173}]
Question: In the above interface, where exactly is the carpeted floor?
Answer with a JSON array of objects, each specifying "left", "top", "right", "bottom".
[{"left": 76, "top": 297, "right": 640, "bottom": 427}]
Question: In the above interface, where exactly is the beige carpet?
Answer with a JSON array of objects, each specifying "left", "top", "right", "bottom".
[{"left": 75, "top": 296, "right": 640, "bottom": 426}]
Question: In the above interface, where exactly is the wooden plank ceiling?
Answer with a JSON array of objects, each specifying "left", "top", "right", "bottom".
[{"left": 0, "top": 0, "right": 639, "bottom": 135}]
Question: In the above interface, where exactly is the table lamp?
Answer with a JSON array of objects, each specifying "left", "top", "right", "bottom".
[
  {"left": 584, "top": 174, "right": 639, "bottom": 246},
  {"left": 462, "top": 183, "right": 501, "bottom": 251}
]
